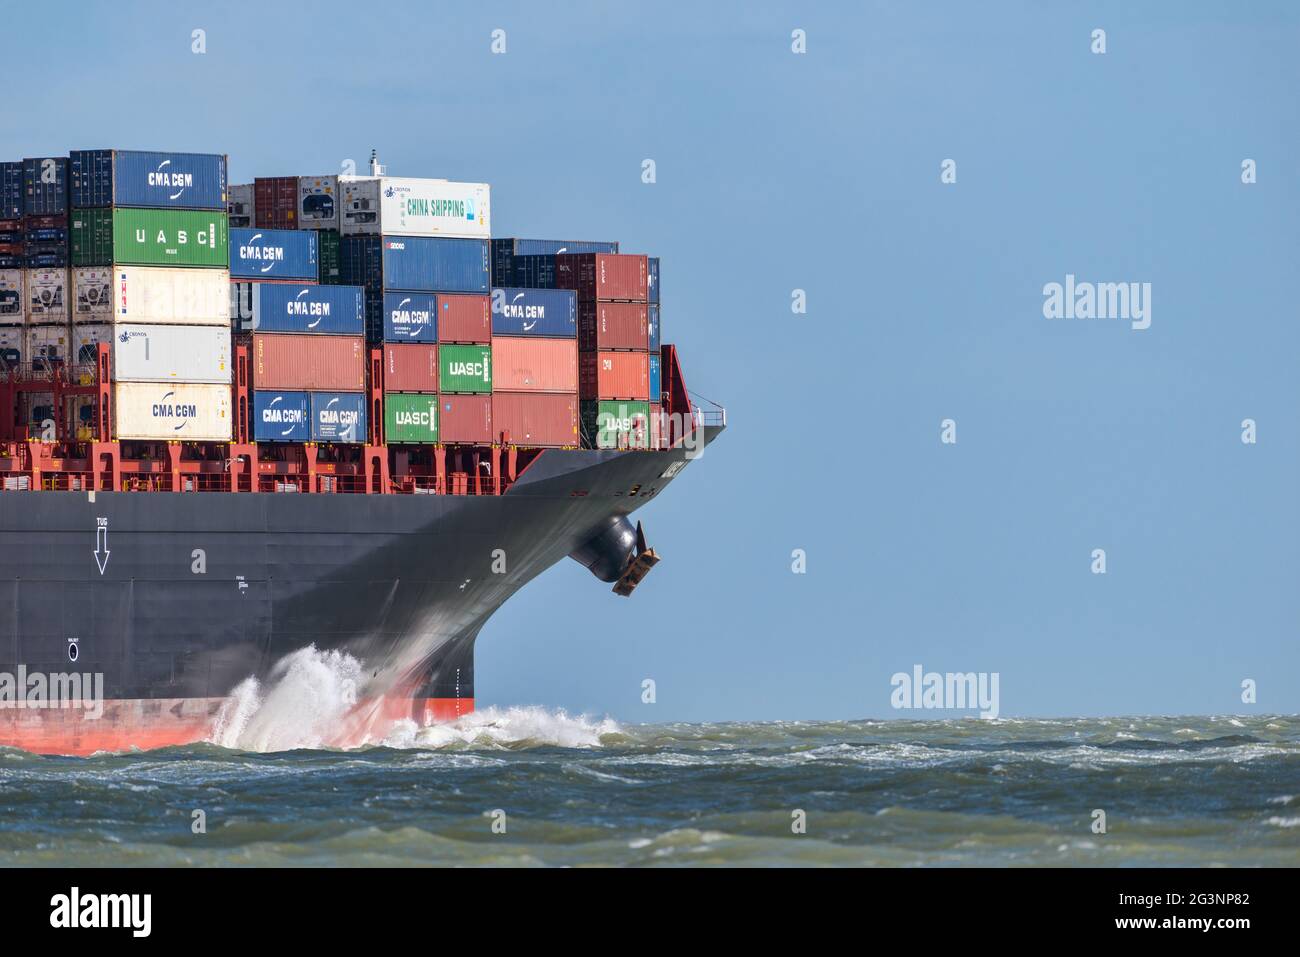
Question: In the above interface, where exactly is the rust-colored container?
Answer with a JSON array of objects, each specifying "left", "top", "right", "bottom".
[
  {"left": 491, "top": 336, "right": 577, "bottom": 393},
  {"left": 555, "top": 253, "right": 648, "bottom": 302},
  {"left": 492, "top": 392, "right": 579, "bottom": 448},
  {"left": 252, "top": 333, "right": 365, "bottom": 391},
  {"left": 439, "top": 393, "right": 493, "bottom": 444},
  {"left": 578, "top": 300, "right": 648, "bottom": 351},
  {"left": 254, "top": 176, "right": 298, "bottom": 229},
  {"left": 383, "top": 342, "right": 438, "bottom": 393},
  {"left": 580, "top": 350, "right": 650, "bottom": 401},
  {"left": 438, "top": 293, "right": 490, "bottom": 343}
]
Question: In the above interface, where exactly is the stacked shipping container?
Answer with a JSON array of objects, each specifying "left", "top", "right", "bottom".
[
  {"left": 66, "top": 149, "right": 233, "bottom": 440},
  {"left": 489, "top": 286, "right": 580, "bottom": 447}
]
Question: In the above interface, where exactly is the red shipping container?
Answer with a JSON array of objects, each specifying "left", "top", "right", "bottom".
[
  {"left": 438, "top": 294, "right": 490, "bottom": 343},
  {"left": 580, "top": 351, "right": 649, "bottom": 401},
  {"left": 439, "top": 393, "right": 492, "bottom": 444},
  {"left": 383, "top": 343, "right": 438, "bottom": 393},
  {"left": 253, "top": 333, "right": 365, "bottom": 391},
  {"left": 578, "top": 301, "right": 648, "bottom": 351},
  {"left": 491, "top": 337, "right": 577, "bottom": 393},
  {"left": 555, "top": 253, "right": 647, "bottom": 302},
  {"left": 254, "top": 177, "right": 297, "bottom": 229},
  {"left": 493, "top": 392, "right": 579, "bottom": 448}
]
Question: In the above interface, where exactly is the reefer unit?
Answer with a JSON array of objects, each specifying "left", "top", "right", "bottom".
[
  {"left": 71, "top": 322, "right": 111, "bottom": 364},
  {"left": 438, "top": 343, "right": 491, "bottom": 393},
  {"left": 310, "top": 391, "right": 366, "bottom": 443},
  {"left": 227, "top": 184, "right": 254, "bottom": 228},
  {"left": 25, "top": 268, "right": 68, "bottom": 322},
  {"left": 112, "top": 324, "right": 231, "bottom": 383},
  {"left": 491, "top": 337, "right": 578, "bottom": 392},
  {"left": 111, "top": 266, "right": 230, "bottom": 326},
  {"left": 555, "top": 253, "right": 648, "bottom": 302},
  {"left": 577, "top": 300, "right": 648, "bottom": 351},
  {"left": 112, "top": 382, "right": 231, "bottom": 440},
  {"left": 229, "top": 227, "right": 319, "bottom": 280},
  {"left": 72, "top": 266, "right": 113, "bottom": 320},
  {"left": 0, "top": 270, "right": 22, "bottom": 321},
  {"left": 381, "top": 291, "right": 437, "bottom": 342},
  {"left": 382, "top": 342, "right": 438, "bottom": 393},
  {"left": 68, "top": 150, "right": 228, "bottom": 210},
  {"left": 490, "top": 287, "right": 577, "bottom": 338},
  {"left": 298, "top": 176, "right": 339, "bottom": 230},
  {"left": 492, "top": 392, "right": 579, "bottom": 448},
  {"left": 580, "top": 351, "right": 650, "bottom": 400},
  {"left": 238, "top": 283, "right": 364, "bottom": 335},
  {"left": 339, "top": 177, "right": 490, "bottom": 238},
  {"left": 252, "top": 333, "right": 365, "bottom": 391},
  {"left": 25, "top": 325, "right": 69, "bottom": 363},
  {"left": 0, "top": 325, "right": 22, "bottom": 365},
  {"left": 384, "top": 392, "right": 440, "bottom": 444},
  {"left": 438, "top": 394, "right": 492, "bottom": 444},
  {"left": 252, "top": 390, "right": 310, "bottom": 442}
]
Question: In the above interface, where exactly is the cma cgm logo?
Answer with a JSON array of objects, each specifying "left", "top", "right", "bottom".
[
  {"left": 240, "top": 234, "right": 286, "bottom": 273},
  {"left": 152, "top": 392, "right": 198, "bottom": 430},
  {"left": 261, "top": 395, "right": 304, "bottom": 437},
  {"left": 389, "top": 297, "right": 431, "bottom": 335},
  {"left": 147, "top": 158, "right": 193, "bottom": 201}
]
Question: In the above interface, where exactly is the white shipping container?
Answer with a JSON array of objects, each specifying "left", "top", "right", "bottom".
[
  {"left": 73, "top": 266, "right": 114, "bottom": 321},
  {"left": 0, "top": 269, "right": 23, "bottom": 323},
  {"left": 228, "top": 183, "right": 255, "bottom": 229},
  {"left": 338, "top": 176, "right": 491, "bottom": 238},
  {"left": 25, "top": 324, "right": 70, "bottom": 363},
  {"left": 113, "top": 382, "right": 231, "bottom": 441},
  {"left": 0, "top": 325, "right": 23, "bottom": 366},
  {"left": 298, "top": 175, "right": 339, "bottom": 230},
  {"left": 114, "top": 266, "right": 230, "bottom": 326},
  {"left": 113, "top": 323, "right": 230, "bottom": 383},
  {"left": 26, "top": 268, "right": 69, "bottom": 322},
  {"left": 71, "top": 322, "right": 112, "bottom": 366}
]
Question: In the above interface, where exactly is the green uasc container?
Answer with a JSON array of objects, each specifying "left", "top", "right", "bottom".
[
  {"left": 70, "top": 209, "right": 115, "bottom": 266},
  {"left": 583, "top": 399, "right": 650, "bottom": 450},
  {"left": 317, "top": 229, "right": 341, "bottom": 283},
  {"left": 438, "top": 343, "right": 491, "bottom": 394},
  {"left": 110, "top": 208, "right": 229, "bottom": 267},
  {"left": 384, "top": 393, "right": 439, "bottom": 443}
]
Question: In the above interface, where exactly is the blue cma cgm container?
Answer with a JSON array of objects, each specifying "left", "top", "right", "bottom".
[
  {"left": 648, "top": 257, "right": 659, "bottom": 304},
  {"left": 0, "top": 162, "right": 23, "bottom": 220},
  {"left": 246, "top": 284, "right": 365, "bottom": 335},
  {"left": 490, "top": 287, "right": 577, "bottom": 338},
  {"left": 22, "top": 157, "right": 68, "bottom": 215},
  {"left": 230, "top": 227, "right": 319, "bottom": 280},
  {"left": 649, "top": 353, "right": 661, "bottom": 403},
  {"left": 69, "top": 149, "right": 229, "bottom": 210},
  {"left": 310, "top": 392, "right": 366, "bottom": 443},
  {"left": 253, "top": 390, "right": 310, "bottom": 442},
  {"left": 382, "top": 291, "right": 437, "bottom": 342},
  {"left": 648, "top": 304, "right": 661, "bottom": 352}
]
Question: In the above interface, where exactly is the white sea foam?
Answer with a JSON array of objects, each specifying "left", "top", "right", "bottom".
[{"left": 380, "top": 706, "right": 621, "bottom": 750}]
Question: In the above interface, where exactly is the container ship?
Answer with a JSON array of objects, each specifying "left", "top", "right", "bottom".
[{"left": 0, "top": 150, "right": 723, "bottom": 755}]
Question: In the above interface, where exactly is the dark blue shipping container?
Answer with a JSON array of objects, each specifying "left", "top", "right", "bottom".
[
  {"left": 24, "top": 227, "right": 66, "bottom": 245},
  {"left": 648, "top": 257, "right": 659, "bottom": 304},
  {"left": 247, "top": 284, "right": 365, "bottom": 335},
  {"left": 69, "top": 149, "right": 228, "bottom": 210},
  {"left": 501, "top": 253, "right": 557, "bottom": 289},
  {"left": 490, "top": 287, "right": 577, "bottom": 338},
  {"left": 310, "top": 391, "right": 366, "bottom": 443},
  {"left": 341, "top": 236, "right": 489, "bottom": 294},
  {"left": 648, "top": 304, "right": 661, "bottom": 352},
  {"left": 490, "top": 240, "right": 616, "bottom": 289},
  {"left": 253, "top": 390, "right": 310, "bottom": 442},
  {"left": 649, "top": 353, "right": 661, "bottom": 403},
  {"left": 26, "top": 249, "right": 68, "bottom": 268},
  {"left": 0, "top": 255, "right": 21, "bottom": 269},
  {"left": 0, "top": 162, "right": 22, "bottom": 220},
  {"left": 22, "top": 157, "right": 68, "bottom": 216},
  {"left": 382, "top": 291, "right": 437, "bottom": 342},
  {"left": 230, "top": 227, "right": 319, "bottom": 280},
  {"left": 496, "top": 238, "right": 619, "bottom": 256}
]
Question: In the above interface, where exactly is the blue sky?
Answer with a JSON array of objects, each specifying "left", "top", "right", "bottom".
[{"left": 4, "top": 1, "right": 1296, "bottom": 719}]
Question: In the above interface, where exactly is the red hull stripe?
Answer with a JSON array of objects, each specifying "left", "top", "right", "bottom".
[{"left": 0, "top": 697, "right": 475, "bottom": 756}]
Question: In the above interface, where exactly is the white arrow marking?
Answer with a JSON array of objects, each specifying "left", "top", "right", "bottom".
[{"left": 94, "top": 524, "right": 110, "bottom": 575}]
